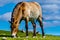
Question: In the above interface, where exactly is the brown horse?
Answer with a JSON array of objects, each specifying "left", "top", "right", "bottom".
[{"left": 10, "top": 2, "right": 45, "bottom": 38}]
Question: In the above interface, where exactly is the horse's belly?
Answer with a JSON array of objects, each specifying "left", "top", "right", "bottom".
[{"left": 29, "top": 11, "right": 40, "bottom": 19}]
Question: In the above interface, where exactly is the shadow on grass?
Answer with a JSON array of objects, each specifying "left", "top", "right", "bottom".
[
  {"left": 0, "top": 35, "right": 26, "bottom": 37},
  {"left": 0, "top": 35, "right": 12, "bottom": 37}
]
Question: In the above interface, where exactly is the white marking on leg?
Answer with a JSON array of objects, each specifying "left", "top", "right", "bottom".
[
  {"left": 43, "top": 36, "right": 46, "bottom": 38},
  {"left": 12, "top": 33, "right": 16, "bottom": 38}
]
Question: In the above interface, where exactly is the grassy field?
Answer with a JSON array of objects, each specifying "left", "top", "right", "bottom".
[{"left": 0, "top": 30, "right": 60, "bottom": 40}]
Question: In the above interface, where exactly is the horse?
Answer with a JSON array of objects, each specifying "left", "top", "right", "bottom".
[{"left": 9, "top": 2, "right": 45, "bottom": 38}]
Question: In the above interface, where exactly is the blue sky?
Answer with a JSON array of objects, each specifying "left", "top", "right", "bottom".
[{"left": 0, "top": 0, "right": 60, "bottom": 36}]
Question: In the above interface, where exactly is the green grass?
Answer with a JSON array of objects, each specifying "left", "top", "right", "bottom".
[{"left": 0, "top": 30, "right": 60, "bottom": 40}]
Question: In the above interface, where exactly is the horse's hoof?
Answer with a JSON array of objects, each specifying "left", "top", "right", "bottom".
[
  {"left": 13, "top": 36, "right": 17, "bottom": 38},
  {"left": 14, "top": 36, "right": 17, "bottom": 38},
  {"left": 43, "top": 36, "right": 46, "bottom": 38},
  {"left": 11, "top": 35, "right": 17, "bottom": 38},
  {"left": 26, "top": 36, "right": 29, "bottom": 38},
  {"left": 33, "top": 36, "right": 36, "bottom": 38}
]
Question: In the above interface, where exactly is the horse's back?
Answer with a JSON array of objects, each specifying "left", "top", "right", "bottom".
[
  {"left": 12, "top": 2, "right": 42, "bottom": 19},
  {"left": 21, "top": 2, "right": 42, "bottom": 19}
]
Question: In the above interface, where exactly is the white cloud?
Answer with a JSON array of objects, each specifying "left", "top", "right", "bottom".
[
  {"left": 43, "top": 21, "right": 60, "bottom": 27},
  {"left": 12, "top": 0, "right": 29, "bottom": 3},
  {"left": 0, "top": 0, "right": 12, "bottom": 7},
  {"left": 43, "top": 0, "right": 60, "bottom": 4},
  {"left": 0, "top": 0, "right": 34, "bottom": 7},
  {"left": 0, "top": 0, "right": 60, "bottom": 7},
  {"left": 0, "top": 12, "right": 11, "bottom": 21},
  {"left": 44, "top": 15, "right": 60, "bottom": 20},
  {"left": 0, "top": 0, "right": 24, "bottom": 7},
  {"left": 42, "top": 4, "right": 60, "bottom": 21},
  {"left": 42, "top": 4, "right": 59, "bottom": 13}
]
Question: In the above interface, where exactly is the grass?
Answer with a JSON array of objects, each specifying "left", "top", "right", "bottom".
[{"left": 0, "top": 30, "right": 60, "bottom": 40}]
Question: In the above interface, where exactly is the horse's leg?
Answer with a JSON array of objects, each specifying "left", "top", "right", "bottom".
[
  {"left": 38, "top": 16, "right": 45, "bottom": 38},
  {"left": 31, "top": 21, "right": 36, "bottom": 38},
  {"left": 25, "top": 17, "right": 29, "bottom": 38}
]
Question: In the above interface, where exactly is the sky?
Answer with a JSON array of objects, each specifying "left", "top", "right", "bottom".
[{"left": 0, "top": 0, "right": 60, "bottom": 36}]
